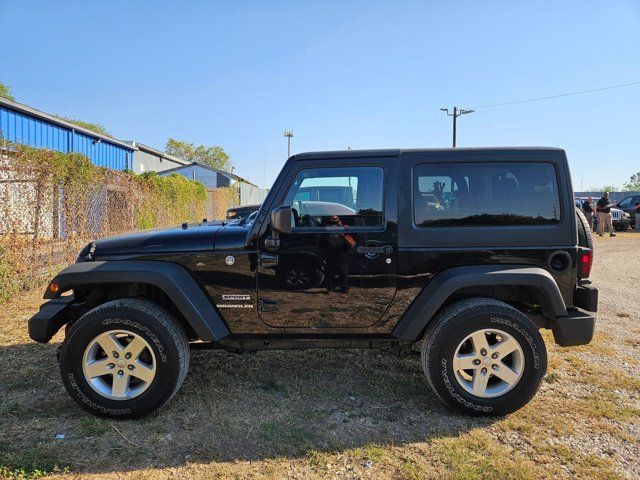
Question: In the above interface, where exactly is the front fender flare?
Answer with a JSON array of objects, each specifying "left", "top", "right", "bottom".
[
  {"left": 392, "top": 265, "right": 567, "bottom": 342},
  {"left": 44, "top": 261, "right": 229, "bottom": 342}
]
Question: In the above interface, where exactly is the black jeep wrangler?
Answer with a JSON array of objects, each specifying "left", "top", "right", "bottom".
[{"left": 29, "top": 147, "right": 598, "bottom": 418}]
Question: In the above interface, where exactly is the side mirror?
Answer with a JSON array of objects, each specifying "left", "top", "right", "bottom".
[
  {"left": 265, "top": 206, "right": 292, "bottom": 251},
  {"left": 270, "top": 205, "right": 292, "bottom": 234}
]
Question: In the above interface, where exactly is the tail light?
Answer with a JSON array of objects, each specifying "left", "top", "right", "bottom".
[{"left": 578, "top": 247, "right": 592, "bottom": 279}]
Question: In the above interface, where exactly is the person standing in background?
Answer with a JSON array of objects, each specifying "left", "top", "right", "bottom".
[
  {"left": 596, "top": 192, "right": 616, "bottom": 237},
  {"left": 582, "top": 197, "right": 595, "bottom": 231}
]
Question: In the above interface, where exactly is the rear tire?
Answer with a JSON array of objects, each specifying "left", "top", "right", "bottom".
[
  {"left": 421, "top": 298, "right": 546, "bottom": 416},
  {"left": 576, "top": 209, "right": 594, "bottom": 250},
  {"left": 59, "top": 299, "right": 190, "bottom": 419}
]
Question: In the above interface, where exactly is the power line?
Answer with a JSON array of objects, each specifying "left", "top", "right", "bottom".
[{"left": 470, "top": 81, "right": 640, "bottom": 109}]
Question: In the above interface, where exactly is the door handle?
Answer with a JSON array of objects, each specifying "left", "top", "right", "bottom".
[{"left": 357, "top": 245, "right": 393, "bottom": 255}]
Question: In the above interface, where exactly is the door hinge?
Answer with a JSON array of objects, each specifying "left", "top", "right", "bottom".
[{"left": 258, "top": 299, "right": 278, "bottom": 313}]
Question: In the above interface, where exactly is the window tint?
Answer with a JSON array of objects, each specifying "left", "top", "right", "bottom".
[
  {"left": 414, "top": 162, "right": 561, "bottom": 227},
  {"left": 284, "top": 166, "right": 384, "bottom": 228}
]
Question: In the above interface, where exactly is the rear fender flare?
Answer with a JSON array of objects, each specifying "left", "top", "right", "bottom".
[{"left": 392, "top": 265, "right": 567, "bottom": 342}]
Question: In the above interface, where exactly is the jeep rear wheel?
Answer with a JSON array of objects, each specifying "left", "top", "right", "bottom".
[
  {"left": 59, "top": 299, "right": 190, "bottom": 419},
  {"left": 421, "top": 298, "right": 547, "bottom": 416}
]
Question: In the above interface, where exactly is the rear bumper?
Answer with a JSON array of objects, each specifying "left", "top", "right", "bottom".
[
  {"left": 549, "top": 283, "right": 597, "bottom": 347},
  {"left": 28, "top": 296, "right": 75, "bottom": 343},
  {"left": 550, "top": 308, "right": 596, "bottom": 346}
]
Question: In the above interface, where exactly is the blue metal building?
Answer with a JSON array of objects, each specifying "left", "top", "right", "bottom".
[{"left": 0, "top": 97, "right": 134, "bottom": 170}]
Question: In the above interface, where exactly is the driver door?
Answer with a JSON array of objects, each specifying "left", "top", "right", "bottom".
[{"left": 256, "top": 158, "right": 398, "bottom": 330}]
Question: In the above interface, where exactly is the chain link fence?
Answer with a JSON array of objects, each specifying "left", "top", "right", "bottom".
[{"left": 0, "top": 142, "right": 212, "bottom": 302}]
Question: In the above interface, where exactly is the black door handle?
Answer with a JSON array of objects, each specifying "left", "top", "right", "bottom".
[{"left": 357, "top": 245, "right": 393, "bottom": 255}]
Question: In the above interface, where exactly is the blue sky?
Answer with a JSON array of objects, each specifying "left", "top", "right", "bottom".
[{"left": 1, "top": 0, "right": 639, "bottom": 189}]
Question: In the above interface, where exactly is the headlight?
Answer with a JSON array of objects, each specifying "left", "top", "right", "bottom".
[{"left": 624, "top": 212, "right": 630, "bottom": 218}]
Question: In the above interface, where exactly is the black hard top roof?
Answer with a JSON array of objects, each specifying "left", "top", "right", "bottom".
[{"left": 292, "top": 146, "right": 564, "bottom": 160}]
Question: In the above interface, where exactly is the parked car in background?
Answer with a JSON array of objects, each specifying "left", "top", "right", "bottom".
[
  {"left": 615, "top": 195, "right": 640, "bottom": 228},
  {"left": 226, "top": 204, "right": 261, "bottom": 220},
  {"left": 575, "top": 197, "right": 630, "bottom": 232}
]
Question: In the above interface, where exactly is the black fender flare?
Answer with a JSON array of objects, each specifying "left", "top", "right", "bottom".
[
  {"left": 392, "top": 265, "right": 567, "bottom": 342},
  {"left": 44, "top": 261, "right": 229, "bottom": 342}
]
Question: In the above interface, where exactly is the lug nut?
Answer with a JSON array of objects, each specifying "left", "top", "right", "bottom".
[
  {"left": 473, "top": 359, "right": 481, "bottom": 365},
  {"left": 107, "top": 363, "right": 115, "bottom": 369},
  {"left": 118, "top": 369, "right": 124, "bottom": 375},
  {"left": 480, "top": 348, "right": 487, "bottom": 356},
  {"left": 127, "top": 364, "right": 135, "bottom": 371},
  {"left": 492, "top": 364, "right": 499, "bottom": 371},
  {"left": 491, "top": 353, "right": 498, "bottom": 359},
  {"left": 481, "top": 367, "right": 487, "bottom": 374},
  {"left": 125, "top": 352, "right": 132, "bottom": 359},
  {"left": 113, "top": 351, "right": 119, "bottom": 359}
]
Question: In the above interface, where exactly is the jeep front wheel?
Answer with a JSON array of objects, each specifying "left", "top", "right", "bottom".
[
  {"left": 421, "top": 298, "right": 547, "bottom": 416},
  {"left": 59, "top": 299, "right": 190, "bottom": 419}
]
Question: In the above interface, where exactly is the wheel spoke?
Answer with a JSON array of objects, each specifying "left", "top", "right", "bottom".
[
  {"left": 492, "top": 336, "right": 519, "bottom": 358},
  {"left": 95, "top": 332, "right": 124, "bottom": 355},
  {"left": 84, "top": 359, "right": 111, "bottom": 378},
  {"left": 454, "top": 353, "right": 479, "bottom": 371},
  {"left": 494, "top": 362, "right": 520, "bottom": 385},
  {"left": 125, "top": 336, "right": 147, "bottom": 360},
  {"left": 111, "top": 372, "right": 130, "bottom": 398},
  {"left": 470, "top": 331, "right": 490, "bottom": 354},
  {"left": 471, "top": 368, "right": 490, "bottom": 396},
  {"left": 130, "top": 361, "right": 155, "bottom": 383}
]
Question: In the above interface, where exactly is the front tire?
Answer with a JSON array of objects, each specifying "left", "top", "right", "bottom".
[
  {"left": 59, "top": 299, "right": 190, "bottom": 419},
  {"left": 421, "top": 298, "right": 547, "bottom": 416}
]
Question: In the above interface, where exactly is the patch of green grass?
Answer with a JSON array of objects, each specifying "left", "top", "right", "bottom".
[
  {"left": 541, "top": 445, "right": 622, "bottom": 480},
  {"left": 400, "top": 457, "right": 424, "bottom": 480},
  {"left": 260, "top": 421, "right": 315, "bottom": 451},
  {"left": 306, "top": 450, "right": 331, "bottom": 469},
  {"left": 261, "top": 379, "right": 286, "bottom": 394},
  {"left": 432, "top": 431, "right": 535, "bottom": 480},
  {"left": 0, "top": 446, "right": 68, "bottom": 480},
  {"left": 544, "top": 371, "right": 561, "bottom": 384},
  {"left": 582, "top": 395, "right": 640, "bottom": 421},
  {"left": 78, "top": 416, "right": 110, "bottom": 436}
]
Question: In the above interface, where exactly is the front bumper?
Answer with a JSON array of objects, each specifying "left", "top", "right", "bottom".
[
  {"left": 28, "top": 296, "right": 75, "bottom": 343},
  {"left": 613, "top": 218, "right": 630, "bottom": 228}
]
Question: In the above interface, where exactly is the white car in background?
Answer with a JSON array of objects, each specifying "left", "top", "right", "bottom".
[{"left": 575, "top": 197, "right": 630, "bottom": 232}]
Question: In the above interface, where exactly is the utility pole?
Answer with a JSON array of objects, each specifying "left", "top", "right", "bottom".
[
  {"left": 283, "top": 130, "right": 294, "bottom": 158},
  {"left": 440, "top": 107, "right": 474, "bottom": 147}
]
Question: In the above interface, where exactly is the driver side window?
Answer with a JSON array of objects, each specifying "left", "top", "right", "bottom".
[{"left": 283, "top": 166, "right": 384, "bottom": 228}]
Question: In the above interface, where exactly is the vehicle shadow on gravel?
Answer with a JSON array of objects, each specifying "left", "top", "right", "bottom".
[{"left": 0, "top": 342, "right": 495, "bottom": 475}]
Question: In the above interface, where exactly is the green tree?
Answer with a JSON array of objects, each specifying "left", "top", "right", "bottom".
[
  {"left": 0, "top": 81, "right": 15, "bottom": 101},
  {"left": 165, "top": 138, "right": 231, "bottom": 171},
  {"left": 57, "top": 116, "right": 111, "bottom": 136},
  {"left": 623, "top": 172, "right": 640, "bottom": 191}
]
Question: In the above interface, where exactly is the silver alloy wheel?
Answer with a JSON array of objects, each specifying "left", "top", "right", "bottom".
[
  {"left": 82, "top": 329, "right": 157, "bottom": 401},
  {"left": 452, "top": 328, "right": 525, "bottom": 398}
]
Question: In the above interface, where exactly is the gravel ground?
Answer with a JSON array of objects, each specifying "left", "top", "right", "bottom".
[{"left": 0, "top": 233, "right": 638, "bottom": 480}]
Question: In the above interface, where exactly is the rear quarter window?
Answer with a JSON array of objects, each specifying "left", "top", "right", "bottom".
[{"left": 413, "top": 162, "right": 561, "bottom": 227}]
